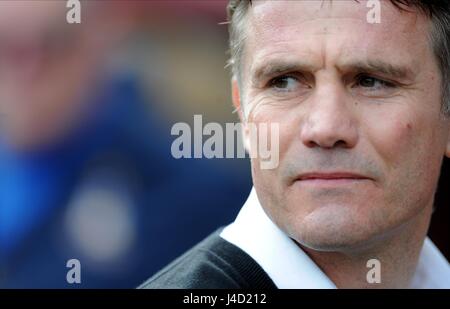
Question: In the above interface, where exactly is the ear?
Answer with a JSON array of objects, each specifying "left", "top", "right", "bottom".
[
  {"left": 231, "top": 78, "right": 251, "bottom": 153},
  {"left": 232, "top": 78, "right": 244, "bottom": 121},
  {"left": 446, "top": 131, "right": 450, "bottom": 158}
]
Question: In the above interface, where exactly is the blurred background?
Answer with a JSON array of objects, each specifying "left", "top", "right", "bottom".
[{"left": 0, "top": 0, "right": 447, "bottom": 288}]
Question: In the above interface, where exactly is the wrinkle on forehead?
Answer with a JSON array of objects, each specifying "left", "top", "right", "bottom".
[
  {"left": 242, "top": 0, "right": 432, "bottom": 85},
  {"left": 250, "top": 0, "right": 370, "bottom": 29},
  {"left": 248, "top": 0, "right": 431, "bottom": 48},
  {"left": 250, "top": 0, "right": 426, "bottom": 24}
]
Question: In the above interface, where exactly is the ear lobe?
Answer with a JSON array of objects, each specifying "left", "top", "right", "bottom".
[
  {"left": 446, "top": 135, "right": 450, "bottom": 158},
  {"left": 444, "top": 122, "right": 450, "bottom": 158},
  {"left": 231, "top": 79, "right": 251, "bottom": 153},
  {"left": 232, "top": 79, "right": 244, "bottom": 122}
]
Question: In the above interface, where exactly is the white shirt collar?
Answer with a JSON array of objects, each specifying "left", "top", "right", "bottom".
[{"left": 220, "top": 187, "right": 450, "bottom": 289}]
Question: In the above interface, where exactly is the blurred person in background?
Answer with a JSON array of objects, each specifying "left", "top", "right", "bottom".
[{"left": 0, "top": 0, "right": 250, "bottom": 288}]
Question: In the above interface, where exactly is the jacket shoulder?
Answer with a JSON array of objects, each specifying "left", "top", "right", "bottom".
[{"left": 139, "top": 229, "right": 276, "bottom": 289}]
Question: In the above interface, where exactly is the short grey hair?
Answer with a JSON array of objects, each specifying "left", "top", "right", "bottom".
[{"left": 227, "top": 0, "right": 450, "bottom": 116}]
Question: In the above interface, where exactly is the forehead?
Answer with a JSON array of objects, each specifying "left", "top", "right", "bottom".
[{"left": 244, "top": 0, "right": 433, "bottom": 76}]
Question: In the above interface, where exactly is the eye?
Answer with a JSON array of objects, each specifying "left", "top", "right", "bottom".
[
  {"left": 269, "top": 75, "right": 300, "bottom": 91},
  {"left": 355, "top": 75, "right": 396, "bottom": 90}
]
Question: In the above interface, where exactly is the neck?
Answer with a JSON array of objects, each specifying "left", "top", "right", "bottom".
[{"left": 301, "top": 205, "right": 433, "bottom": 289}]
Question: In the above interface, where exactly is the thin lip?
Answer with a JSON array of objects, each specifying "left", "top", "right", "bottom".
[{"left": 295, "top": 172, "right": 372, "bottom": 182}]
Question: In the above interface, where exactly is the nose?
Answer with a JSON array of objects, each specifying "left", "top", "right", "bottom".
[{"left": 300, "top": 84, "right": 358, "bottom": 149}]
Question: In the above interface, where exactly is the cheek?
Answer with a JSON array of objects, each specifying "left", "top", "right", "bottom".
[
  {"left": 365, "top": 111, "right": 443, "bottom": 206},
  {"left": 248, "top": 104, "right": 299, "bottom": 164},
  {"left": 246, "top": 108, "right": 296, "bottom": 206},
  {"left": 367, "top": 118, "right": 415, "bottom": 168}
]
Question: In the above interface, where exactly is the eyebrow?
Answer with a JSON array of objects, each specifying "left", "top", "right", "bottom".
[
  {"left": 251, "top": 60, "right": 316, "bottom": 85},
  {"left": 338, "top": 59, "right": 415, "bottom": 81},
  {"left": 251, "top": 59, "right": 415, "bottom": 85}
]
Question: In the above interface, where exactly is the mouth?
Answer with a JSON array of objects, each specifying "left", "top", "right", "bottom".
[{"left": 293, "top": 172, "right": 372, "bottom": 187}]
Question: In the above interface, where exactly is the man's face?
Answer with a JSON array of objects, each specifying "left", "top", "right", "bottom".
[{"left": 236, "top": 0, "right": 450, "bottom": 251}]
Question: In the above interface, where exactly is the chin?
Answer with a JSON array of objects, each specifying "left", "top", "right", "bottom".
[
  {"left": 296, "top": 230, "right": 375, "bottom": 252},
  {"left": 287, "top": 206, "right": 384, "bottom": 252}
]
